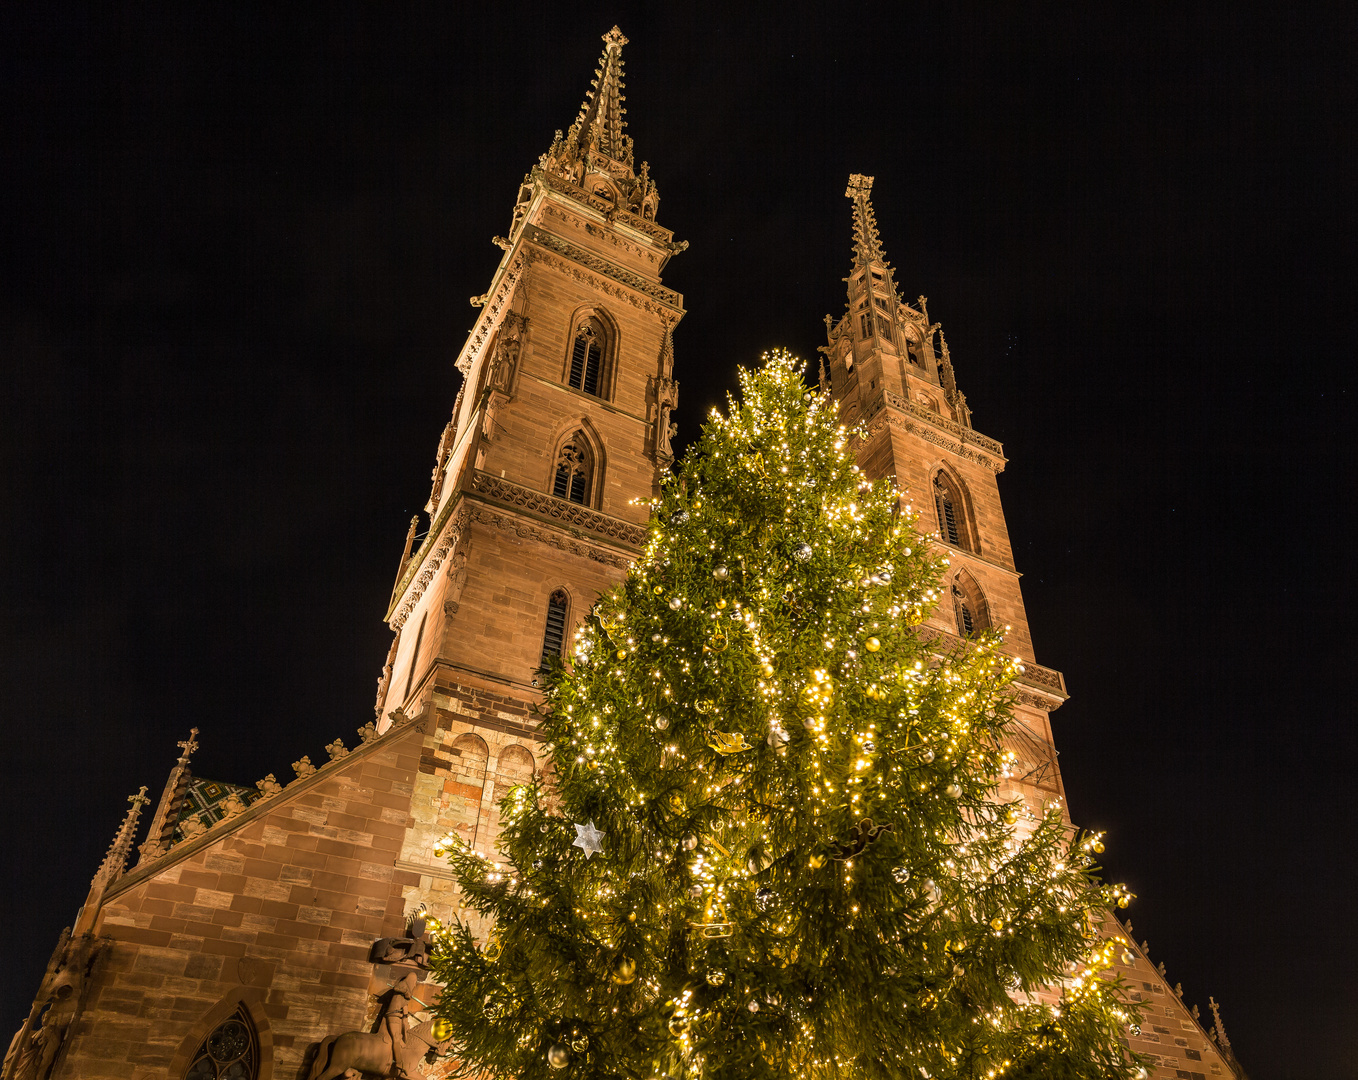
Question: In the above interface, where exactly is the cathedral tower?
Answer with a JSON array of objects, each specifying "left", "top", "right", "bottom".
[
  {"left": 822, "top": 176, "right": 1248, "bottom": 1079},
  {"left": 822, "top": 174, "right": 1068, "bottom": 804},
  {"left": 377, "top": 24, "right": 684, "bottom": 729}
]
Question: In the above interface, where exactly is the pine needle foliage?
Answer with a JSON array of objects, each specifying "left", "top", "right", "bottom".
[{"left": 430, "top": 350, "right": 1144, "bottom": 1080}]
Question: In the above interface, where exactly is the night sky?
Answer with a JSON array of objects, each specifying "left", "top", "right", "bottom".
[{"left": 1, "top": 5, "right": 1352, "bottom": 1077}]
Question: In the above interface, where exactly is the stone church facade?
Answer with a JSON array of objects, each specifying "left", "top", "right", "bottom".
[{"left": 4, "top": 28, "right": 1246, "bottom": 1080}]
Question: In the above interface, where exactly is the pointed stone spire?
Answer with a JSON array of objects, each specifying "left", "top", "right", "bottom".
[
  {"left": 97, "top": 787, "right": 149, "bottom": 883},
  {"left": 569, "top": 26, "right": 632, "bottom": 166},
  {"left": 1208, "top": 996, "right": 1234, "bottom": 1057},
  {"left": 845, "top": 174, "right": 888, "bottom": 269},
  {"left": 137, "top": 728, "right": 198, "bottom": 866},
  {"left": 75, "top": 787, "right": 149, "bottom": 935}
]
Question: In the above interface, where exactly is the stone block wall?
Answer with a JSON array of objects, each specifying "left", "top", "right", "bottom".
[{"left": 57, "top": 726, "right": 428, "bottom": 1079}]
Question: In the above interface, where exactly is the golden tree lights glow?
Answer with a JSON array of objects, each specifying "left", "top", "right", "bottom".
[{"left": 428, "top": 351, "right": 1146, "bottom": 1080}]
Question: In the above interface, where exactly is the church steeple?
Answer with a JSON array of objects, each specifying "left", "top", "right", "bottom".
[
  {"left": 822, "top": 174, "right": 971, "bottom": 429},
  {"left": 846, "top": 173, "right": 888, "bottom": 269},
  {"left": 569, "top": 26, "right": 631, "bottom": 168},
  {"left": 535, "top": 27, "right": 663, "bottom": 225}
]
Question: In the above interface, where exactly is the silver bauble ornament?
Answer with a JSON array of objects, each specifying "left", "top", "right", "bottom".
[
  {"left": 669, "top": 597, "right": 683, "bottom": 610},
  {"left": 681, "top": 832, "right": 698, "bottom": 851},
  {"left": 921, "top": 748, "right": 935, "bottom": 764},
  {"left": 705, "top": 969, "right": 726, "bottom": 987},
  {"left": 672, "top": 510, "right": 690, "bottom": 524},
  {"left": 747, "top": 999, "right": 760, "bottom": 1013},
  {"left": 755, "top": 886, "right": 775, "bottom": 910},
  {"left": 655, "top": 715, "right": 670, "bottom": 730},
  {"left": 793, "top": 543, "right": 813, "bottom": 561},
  {"left": 892, "top": 866, "right": 910, "bottom": 885},
  {"left": 547, "top": 1043, "right": 570, "bottom": 1069},
  {"left": 945, "top": 782, "right": 963, "bottom": 799},
  {"left": 651, "top": 632, "right": 662, "bottom": 642},
  {"left": 713, "top": 565, "right": 730, "bottom": 580}
]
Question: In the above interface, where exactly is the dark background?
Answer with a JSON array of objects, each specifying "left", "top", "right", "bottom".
[{"left": 1, "top": 4, "right": 1353, "bottom": 1077}]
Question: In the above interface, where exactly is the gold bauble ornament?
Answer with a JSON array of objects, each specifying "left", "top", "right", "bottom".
[
  {"left": 990, "top": 917, "right": 1004, "bottom": 931},
  {"left": 715, "top": 598, "right": 727, "bottom": 610},
  {"left": 617, "top": 649, "right": 627, "bottom": 659},
  {"left": 865, "top": 637, "right": 881, "bottom": 652},
  {"left": 431, "top": 1017, "right": 455, "bottom": 1042},
  {"left": 612, "top": 955, "right": 637, "bottom": 984}
]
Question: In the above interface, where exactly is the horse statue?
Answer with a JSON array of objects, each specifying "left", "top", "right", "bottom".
[{"left": 308, "top": 974, "right": 451, "bottom": 1080}]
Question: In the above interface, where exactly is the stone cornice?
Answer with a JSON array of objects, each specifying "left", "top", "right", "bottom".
[
  {"left": 536, "top": 168, "right": 675, "bottom": 245},
  {"left": 467, "top": 472, "right": 646, "bottom": 556},
  {"left": 917, "top": 626, "right": 1068, "bottom": 709},
  {"left": 387, "top": 500, "right": 472, "bottom": 629},
  {"left": 104, "top": 710, "right": 430, "bottom": 902},
  {"left": 864, "top": 389, "right": 1006, "bottom": 472},
  {"left": 522, "top": 224, "right": 685, "bottom": 313},
  {"left": 455, "top": 253, "right": 526, "bottom": 376}
]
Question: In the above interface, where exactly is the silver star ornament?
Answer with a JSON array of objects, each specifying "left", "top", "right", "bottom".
[{"left": 572, "top": 819, "right": 604, "bottom": 859}]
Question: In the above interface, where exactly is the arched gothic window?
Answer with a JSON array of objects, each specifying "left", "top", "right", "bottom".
[
  {"left": 552, "top": 437, "right": 593, "bottom": 505},
  {"left": 951, "top": 574, "right": 990, "bottom": 637},
  {"left": 540, "top": 590, "right": 569, "bottom": 669},
  {"left": 186, "top": 1007, "right": 258, "bottom": 1079},
  {"left": 568, "top": 320, "right": 603, "bottom": 396},
  {"left": 933, "top": 471, "right": 970, "bottom": 551}
]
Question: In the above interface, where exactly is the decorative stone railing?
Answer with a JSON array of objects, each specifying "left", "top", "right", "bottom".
[
  {"left": 868, "top": 389, "right": 1005, "bottom": 459},
  {"left": 470, "top": 471, "right": 648, "bottom": 549}
]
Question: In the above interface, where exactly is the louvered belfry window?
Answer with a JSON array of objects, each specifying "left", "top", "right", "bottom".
[
  {"left": 934, "top": 473, "right": 963, "bottom": 548},
  {"left": 568, "top": 322, "right": 603, "bottom": 396},
  {"left": 540, "top": 590, "right": 569, "bottom": 668},
  {"left": 552, "top": 439, "right": 590, "bottom": 505}
]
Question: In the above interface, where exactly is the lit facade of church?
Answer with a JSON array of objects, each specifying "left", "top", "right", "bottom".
[{"left": 3, "top": 28, "right": 1243, "bottom": 1080}]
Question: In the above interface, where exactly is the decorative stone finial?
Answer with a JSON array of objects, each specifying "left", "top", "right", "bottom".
[
  {"left": 357, "top": 721, "right": 379, "bottom": 745},
  {"left": 220, "top": 790, "right": 247, "bottom": 819},
  {"left": 176, "top": 727, "right": 200, "bottom": 766},
  {"left": 95, "top": 787, "right": 150, "bottom": 885},
  {"left": 255, "top": 774, "right": 283, "bottom": 798},
  {"left": 292, "top": 756, "right": 317, "bottom": 780},
  {"left": 845, "top": 173, "right": 886, "bottom": 267},
  {"left": 325, "top": 738, "right": 349, "bottom": 762},
  {"left": 1208, "top": 996, "right": 1234, "bottom": 1057}
]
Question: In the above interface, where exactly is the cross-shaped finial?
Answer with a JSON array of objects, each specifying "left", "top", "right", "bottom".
[
  {"left": 846, "top": 174, "right": 875, "bottom": 199},
  {"left": 603, "top": 26, "right": 628, "bottom": 50},
  {"left": 176, "top": 727, "right": 200, "bottom": 765},
  {"left": 129, "top": 786, "right": 150, "bottom": 809}
]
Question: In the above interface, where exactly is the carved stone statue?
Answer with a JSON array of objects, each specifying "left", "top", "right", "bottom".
[
  {"left": 369, "top": 907, "right": 431, "bottom": 968},
  {"left": 3, "top": 931, "right": 99, "bottom": 1080},
  {"left": 308, "top": 972, "right": 450, "bottom": 1080}
]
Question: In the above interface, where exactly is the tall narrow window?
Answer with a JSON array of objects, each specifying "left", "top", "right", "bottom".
[
  {"left": 951, "top": 575, "right": 989, "bottom": 637},
  {"left": 403, "top": 612, "right": 427, "bottom": 702},
  {"left": 933, "top": 472, "right": 968, "bottom": 550},
  {"left": 186, "top": 1007, "right": 258, "bottom": 1079},
  {"left": 858, "top": 313, "right": 872, "bottom": 339},
  {"left": 552, "top": 438, "right": 591, "bottom": 505},
  {"left": 876, "top": 315, "right": 893, "bottom": 341},
  {"left": 955, "top": 584, "right": 976, "bottom": 635},
  {"left": 568, "top": 322, "right": 603, "bottom": 396},
  {"left": 540, "top": 590, "right": 569, "bottom": 668}
]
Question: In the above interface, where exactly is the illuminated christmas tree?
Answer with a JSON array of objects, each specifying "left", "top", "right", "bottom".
[{"left": 429, "top": 350, "right": 1144, "bottom": 1080}]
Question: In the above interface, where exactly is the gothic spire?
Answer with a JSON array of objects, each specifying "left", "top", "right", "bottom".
[
  {"left": 96, "top": 787, "right": 149, "bottom": 885},
  {"left": 75, "top": 786, "right": 149, "bottom": 935},
  {"left": 136, "top": 728, "right": 199, "bottom": 866},
  {"left": 569, "top": 26, "right": 632, "bottom": 167},
  {"left": 845, "top": 174, "right": 888, "bottom": 269}
]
